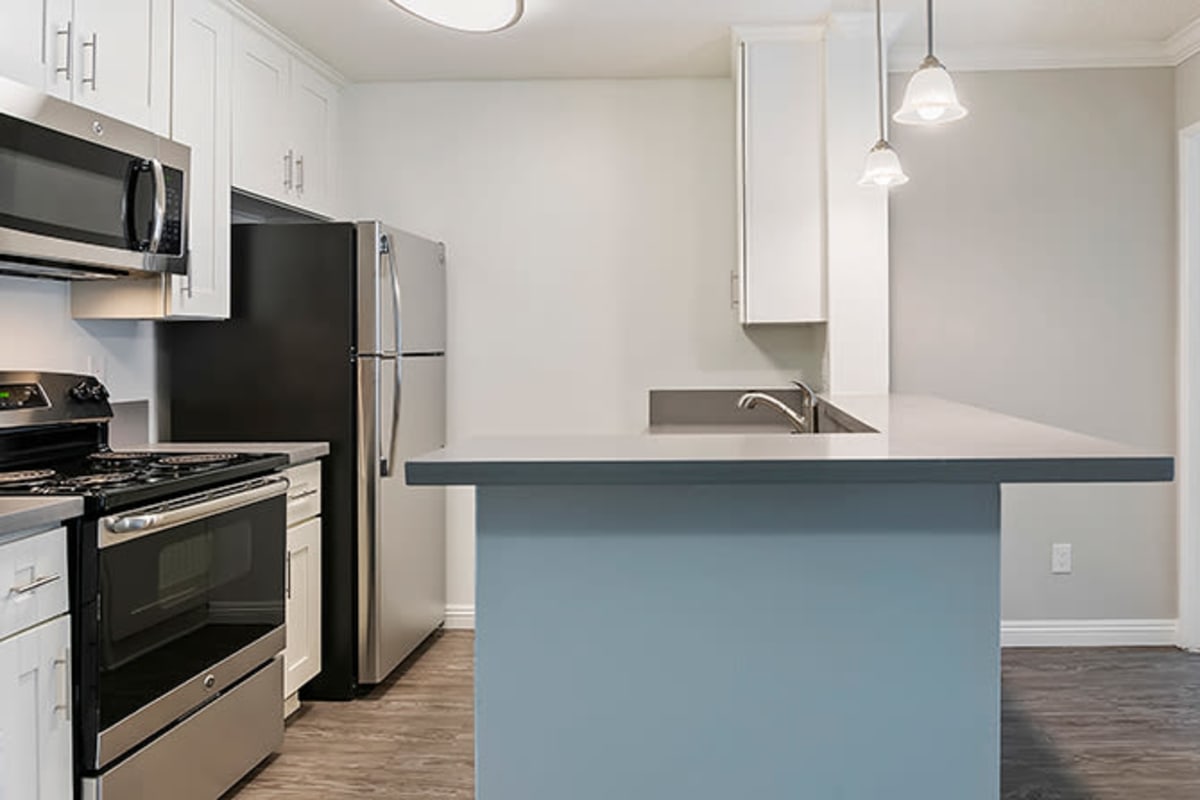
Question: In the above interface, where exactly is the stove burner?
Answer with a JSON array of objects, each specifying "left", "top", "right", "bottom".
[
  {"left": 90, "top": 452, "right": 153, "bottom": 462},
  {"left": 65, "top": 472, "right": 136, "bottom": 488},
  {"left": 0, "top": 469, "right": 57, "bottom": 486},
  {"left": 157, "top": 454, "right": 237, "bottom": 467}
]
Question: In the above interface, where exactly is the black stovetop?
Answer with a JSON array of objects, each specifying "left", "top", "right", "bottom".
[{"left": 0, "top": 449, "right": 289, "bottom": 514}]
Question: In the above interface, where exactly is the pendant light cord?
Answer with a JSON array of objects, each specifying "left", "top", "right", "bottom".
[
  {"left": 874, "top": 0, "right": 885, "bottom": 141},
  {"left": 926, "top": 0, "right": 934, "bottom": 58}
]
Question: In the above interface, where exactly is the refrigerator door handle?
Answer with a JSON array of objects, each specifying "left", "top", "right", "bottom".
[{"left": 381, "top": 236, "right": 404, "bottom": 477}]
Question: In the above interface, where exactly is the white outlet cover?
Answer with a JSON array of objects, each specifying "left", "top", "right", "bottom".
[{"left": 1051, "top": 543, "right": 1072, "bottom": 575}]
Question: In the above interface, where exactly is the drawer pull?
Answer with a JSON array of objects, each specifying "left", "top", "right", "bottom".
[
  {"left": 288, "top": 488, "right": 319, "bottom": 502},
  {"left": 9, "top": 574, "right": 61, "bottom": 595}
]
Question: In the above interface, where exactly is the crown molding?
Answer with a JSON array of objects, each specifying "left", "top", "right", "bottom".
[
  {"left": 1167, "top": 16, "right": 1200, "bottom": 65},
  {"left": 887, "top": 14, "right": 1200, "bottom": 73},
  {"left": 888, "top": 42, "right": 1173, "bottom": 73}
]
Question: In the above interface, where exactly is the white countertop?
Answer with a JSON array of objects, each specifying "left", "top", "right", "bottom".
[
  {"left": 406, "top": 395, "right": 1173, "bottom": 486},
  {"left": 0, "top": 497, "right": 83, "bottom": 539},
  {"left": 118, "top": 441, "right": 330, "bottom": 466}
]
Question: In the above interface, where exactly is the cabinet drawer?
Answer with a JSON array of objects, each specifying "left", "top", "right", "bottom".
[
  {"left": 285, "top": 461, "right": 322, "bottom": 526},
  {"left": 0, "top": 527, "right": 69, "bottom": 641}
]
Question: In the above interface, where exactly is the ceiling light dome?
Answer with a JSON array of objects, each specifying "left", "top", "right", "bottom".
[
  {"left": 388, "top": 0, "right": 523, "bottom": 33},
  {"left": 894, "top": 55, "right": 967, "bottom": 125}
]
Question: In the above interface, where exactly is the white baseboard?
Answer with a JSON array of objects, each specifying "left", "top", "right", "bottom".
[
  {"left": 442, "top": 608, "right": 1179, "bottom": 647},
  {"left": 444, "top": 604, "right": 476, "bottom": 630},
  {"left": 1001, "top": 619, "right": 1179, "bottom": 648}
]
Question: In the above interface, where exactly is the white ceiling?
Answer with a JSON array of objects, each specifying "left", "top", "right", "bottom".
[{"left": 236, "top": 0, "right": 1200, "bottom": 81}]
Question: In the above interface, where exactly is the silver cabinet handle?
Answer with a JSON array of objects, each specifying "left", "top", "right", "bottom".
[
  {"left": 288, "top": 488, "right": 319, "bottom": 501},
  {"left": 9, "top": 574, "right": 61, "bottom": 595},
  {"left": 283, "top": 149, "right": 294, "bottom": 191},
  {"left": 148, "top": 158, "right": 166, "bottom": 253},
  {"left": 54, "top": 649, "right": 70, "bottom": 720},
  {"left": 81, "top": 33, "right": 98, "bottom": 89},
  {"left": 56, "top": 23, "right": 73, "bottom": 80},
  {"left": 295, "top": 155, "right": 305, "bottom": 194},
  {"left": 285, "top": 550, "right": 292, "bottom": 599}
]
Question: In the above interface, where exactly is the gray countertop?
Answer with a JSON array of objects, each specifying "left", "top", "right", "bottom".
[
  {"left": 406, "top": 394, "right": 1173, "bottom": 486},
  {"left": 118, "top": 441, "right": 330, "bottom": 466},
  {"left": 0, "top": 497, "right": 83, "bottom": 539}
]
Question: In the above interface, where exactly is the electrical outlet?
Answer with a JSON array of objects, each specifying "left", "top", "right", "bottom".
[{"left": 1051, "top": 543, "right": 1072, "bottom": 575}]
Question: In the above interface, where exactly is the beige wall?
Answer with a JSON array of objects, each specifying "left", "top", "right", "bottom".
[
  {"left": 342, "top": 80, "right": 824, "bottom": 614},
  {"left": 890, "top": 68, "right": 1177, "bottom": 621}
]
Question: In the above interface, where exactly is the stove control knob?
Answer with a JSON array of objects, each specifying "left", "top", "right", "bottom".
[
  {"left": 69, "top": 381, "right": 93, "bottom": 401},
  {"left": 90, "top": 384, "right": 110, "bottom": 401}
]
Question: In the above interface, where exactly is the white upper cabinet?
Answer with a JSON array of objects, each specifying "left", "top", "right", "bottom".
[
  {"left": 232, "top": 22, "right": 293, "bottom": 202},
  {"left": 289, "top": 60, "right": 338, "bottom": 216},
  {"left": 0, "top": 0, "right": 170, "bottom": 133},
  {"left": 169, "top": 0, "right": 233, "bottom": 318},
  {"left": 231, "top": 16, "right": 341, "bottom": 216},
  {"left": 735, "top": 28, "right": 826, "bottom": 325},
  {"left": 0, "top": 0, "right": 57, "bottom": 90},
  {"left": 72, "top": 0, "right": 234, "bottom": 321},
  {"left": 72, "top": 0, "right": 171, "bottom": 133}
]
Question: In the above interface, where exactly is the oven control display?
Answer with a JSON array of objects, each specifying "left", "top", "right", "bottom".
[{"left": 0, "top": 384, "right": 49, "bottom": 411}]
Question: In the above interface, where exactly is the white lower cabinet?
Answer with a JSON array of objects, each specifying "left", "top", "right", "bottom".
[
  {"left": 283, "top": 461, "right": 323, "bottom": 713},
  {"left": 0, "top": 615, "right": 72, "bottom": 800}
]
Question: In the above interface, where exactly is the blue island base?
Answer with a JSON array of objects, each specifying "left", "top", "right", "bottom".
[{"left": 475, "top": 482, "right": 1002, "bottom": 800}]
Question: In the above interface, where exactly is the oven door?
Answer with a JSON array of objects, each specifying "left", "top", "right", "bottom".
[
  {"left": 87, "top": 476, "right": 286, "bottom": 770},
  {"left": 0, "top": 77, "right": 187, "bottom": 278}
]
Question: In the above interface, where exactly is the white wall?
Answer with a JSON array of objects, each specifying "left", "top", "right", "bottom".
[
  {"left": 342, "top": 79, "right": 824, "bottom": 615},
  {"left": 0, "top": 275, "right": 157, "bottom": 402},
  {"left": 890, "top": 68, "right": 1177, "bottom": 623},
  {"left": 1177, "top": 52, "right": 1200, "bottom": 129}
]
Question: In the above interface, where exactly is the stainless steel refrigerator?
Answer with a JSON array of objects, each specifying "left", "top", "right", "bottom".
[{"left": 164, "top": 220, "right": 447, "bottom": 699}]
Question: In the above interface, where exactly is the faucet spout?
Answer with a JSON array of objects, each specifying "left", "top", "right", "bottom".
[{"left": 736, "top": 392, "right": 808, "bottom": 434}]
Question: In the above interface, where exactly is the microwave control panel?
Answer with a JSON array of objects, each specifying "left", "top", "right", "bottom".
[{"left": 160, "top": 167, "right": 185, "bottom": 257}]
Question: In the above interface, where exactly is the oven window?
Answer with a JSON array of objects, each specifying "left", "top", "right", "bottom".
[
  {"left": 96, "top": 496, "right": 284, "bottom": 731},
  {"left": 0, "top": 115, "right": 149, "bottom": 250}
]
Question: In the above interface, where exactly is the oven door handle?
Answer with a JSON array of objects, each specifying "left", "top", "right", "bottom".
[{"left": 101, "top": 477, "right": 289, "bottom": 547}]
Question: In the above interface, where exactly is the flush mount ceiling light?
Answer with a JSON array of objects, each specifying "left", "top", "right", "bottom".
[
  {"left": 894, "top": 0, "right": 967, "bottom": 125},
  {"left": 859, "top": 0, "right": 908, "bottom": 188},
  {"left": 388, "top": 0, "right": 524, "bottom": 33}
]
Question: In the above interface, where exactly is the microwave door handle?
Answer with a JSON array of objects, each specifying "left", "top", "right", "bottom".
[
  {"left": 148, "top": 158, "right": 166, "bottom": 253},
  {"left": 122, "top": 161, "right": 143, "bottom": 249}
]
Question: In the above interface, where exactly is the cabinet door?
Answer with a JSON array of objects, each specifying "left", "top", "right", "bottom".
[
  {"left": 231, "top": 21, "right": 292, "bottom": 203},
  {"left": 0, "top": 0, "right": 53, "bottom": 91},
  {"left": 170, "top": 0, "right": 233, "bottom": 319},
  {"left": 284, "top": 518, "right": 322, "bottom": 699},
  {"left": 0, "top": 616, "right": 72, "bottom": 800},
  {"left": 72, "top": 0, "right": 171, "bottom": 133},
  {"left": 290, "top": 59, "right": 338, "bottom": 216},
  {"left": 738, "top": 35, "right": 826, "bottom": 324}
]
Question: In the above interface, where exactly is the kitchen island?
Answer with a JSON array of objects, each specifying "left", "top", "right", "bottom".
[{"left": 406, "top": 395, "right": 1172, "bottom": 800}]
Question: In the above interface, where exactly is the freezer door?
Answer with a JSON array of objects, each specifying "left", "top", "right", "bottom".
[
  {"left": 356, "top": 354, "right": 447, "bottom": 684},
  {"left": 356, "top": 223, "right": 446, "bottom": 357}
]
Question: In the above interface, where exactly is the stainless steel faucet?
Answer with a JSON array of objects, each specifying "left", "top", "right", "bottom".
[
  {"left": 736, "top": 392, "right": 808, "bottom": 434},
  {"left": 791, "top": 379, "right": 817, "bottom": 430}
]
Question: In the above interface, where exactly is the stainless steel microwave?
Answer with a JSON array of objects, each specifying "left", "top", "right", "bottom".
[{"left": 0, "top": 75, "right": 189, "bottom": 280}]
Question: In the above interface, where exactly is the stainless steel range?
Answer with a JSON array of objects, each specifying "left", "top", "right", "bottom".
[{"left": 0, "top": 371, "right": 289, "bottom": 800}]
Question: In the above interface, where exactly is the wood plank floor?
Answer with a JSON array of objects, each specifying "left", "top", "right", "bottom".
[{"left": 227, "top": 633, "right": 1200, "bottom": 799}]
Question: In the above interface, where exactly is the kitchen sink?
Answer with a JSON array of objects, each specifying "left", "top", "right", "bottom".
[{"left": 646, "top": 389, "right": 877, "bottom": 435}]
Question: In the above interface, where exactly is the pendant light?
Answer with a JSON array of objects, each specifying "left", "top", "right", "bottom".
[
  {"left": 859, "top": 0, "right": 908, "bottom": 188},
  {"left": 388, "top": 0, "right": 523, "bottom": 33},
  {"left": 893, "top": 0, "right": 967, "bottom": 125}
]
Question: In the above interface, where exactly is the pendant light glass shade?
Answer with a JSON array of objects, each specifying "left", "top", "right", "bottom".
[
  {"left": 859, "top": 0, "right": 907, "bottom": 189},
  {"left": 894, "top": 0, "right": 966, "bottom": 126},
  {"left": 857, "top": 140, "right": 909, "bottom": 188},
  {"left": 894, "top": 55, "right": 967, "bottom": 125},
  {"left": 388, "top": 0, "right": 523, "bottom": 33}
]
